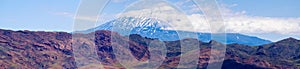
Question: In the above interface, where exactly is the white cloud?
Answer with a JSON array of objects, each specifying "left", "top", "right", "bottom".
[
  {"left": 224, "top": 15, "right": 300, "bottom": 34},
  {"left": 187, "top": 14, "right": 211, "bottom": 33},
  {"left": 53, "top": 12, "right": 74, "bottom": 17},
  {"left": 118, "top": 2, "right": 196, "bottom": 31},
  {"left": 53, "top": 12, "right": 98, "bottom": 22},
  {"left": 53, "top": 11, "right": 104, "bottom": 22},
  {"left": 174, "top": 0, "right": 192, "bottom": 6},
  {"left": 188, "top": 13, "right": 300, "bottom": 35},
  {"left": 194, "top": 3, "right": 300, "bottom": 35},
  {"left": 75, "top": 15, "right": 99, "bottom": 22},
  {"left": 111, "top": 0, "right": 127, "bottom": 3}
]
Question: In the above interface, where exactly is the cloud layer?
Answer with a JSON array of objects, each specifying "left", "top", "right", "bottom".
[
  {"left": 189, "top": 14, "right": 300, "bottom": 34},
  {"left": 224, "top": 15, "right": 300, "bottom": 34},
  {"left": 119, "top": 0, "right": 300, "bottom": 35}
]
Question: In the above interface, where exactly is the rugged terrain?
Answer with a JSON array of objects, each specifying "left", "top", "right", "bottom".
[{"left": 0, "top": 29, "right": 299, "bottom": 69}]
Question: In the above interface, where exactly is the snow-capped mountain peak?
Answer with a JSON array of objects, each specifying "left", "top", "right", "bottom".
[{"left": 81, "top": 17, "right": 272, "bottom": 46}]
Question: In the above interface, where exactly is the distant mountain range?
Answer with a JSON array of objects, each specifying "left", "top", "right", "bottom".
[
  {"left": 0, "top": 29, "right": 299, "bottom": 69},
  {"left": 79, "top": 17, "right": 271, "bottom": 46}
]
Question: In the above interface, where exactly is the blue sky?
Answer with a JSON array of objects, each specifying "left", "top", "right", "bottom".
[
  {"left": 0, "top": 0, "right": 299, "bottom": 41},
  {"left": 0, "top": 0, "right": 79, "bottom": 32},
  {"left": 220, "top": 0, "right": 300, "bottom": 17}
]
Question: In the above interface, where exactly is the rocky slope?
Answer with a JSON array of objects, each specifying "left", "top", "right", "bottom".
[
  {"left": 0, "top": 29, "right": 75, "bottom": 69},
  {"left": 0, "top": 29, "right": 299, "bottom": 69}
]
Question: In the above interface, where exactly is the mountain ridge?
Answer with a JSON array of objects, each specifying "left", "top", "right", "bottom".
[{"left": 0, "top": 29, "right": 299, "bottom": 68}]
